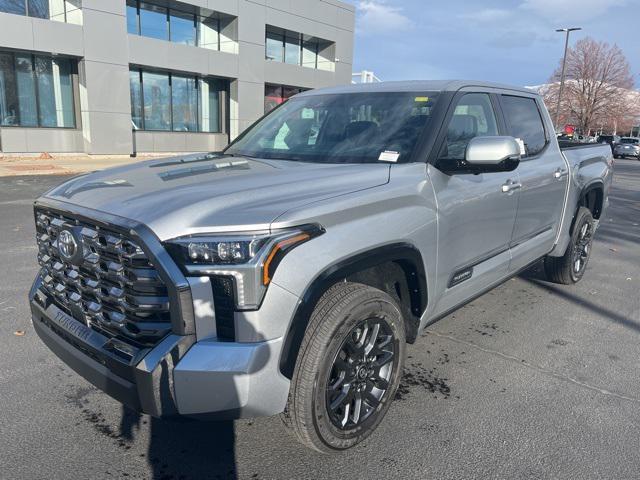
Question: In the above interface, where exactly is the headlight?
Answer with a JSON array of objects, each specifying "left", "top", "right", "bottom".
[
  {"left": 179, "top": 234, "right": 270, "bottom": 265},
  {"left": 165, "top": 225, "right": 323, "bottom": 310}
]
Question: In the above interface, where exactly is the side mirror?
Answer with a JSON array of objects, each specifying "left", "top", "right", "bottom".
[{"left": 465, "top": 136, "right": 521, "bottom": 171}]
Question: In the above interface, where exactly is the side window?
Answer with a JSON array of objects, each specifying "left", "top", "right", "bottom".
[
  {"left": 501, "top": 95, "right": 547, "bottom": 157},
  {"left": 439, "top": 93, "right": 499, "bottom": 160}
]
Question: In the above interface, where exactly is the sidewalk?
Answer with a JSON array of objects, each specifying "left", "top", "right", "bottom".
[{"left": 0, "top": 154, "right": 167, "bottom": 177}]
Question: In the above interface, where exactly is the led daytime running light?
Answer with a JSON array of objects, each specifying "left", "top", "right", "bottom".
[{"left": 262, "top": 233, "right": 310, "bottom": 285}]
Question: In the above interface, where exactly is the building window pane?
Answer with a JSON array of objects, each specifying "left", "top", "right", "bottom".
[
  {"left": 265, "top": 30, "right": 283, "bottom": 62},
  {"left": 170, "top": 10, "right": 195, "bottom": 46},
  {"left": 0, "top": 51, "right": 76, "bottom": 128},
  {"left": 129, "top": 70, "right": 142, "bottom": 129},
  {"left": 14, "top": 55, "right": 37, "bottom": 127},
  {"left": 27, "top": 0, "right": 49, "bottom": 18},
  {"left": 284, "top": 33, "right": 301, "bottom": 65},
  {"left": 0, "top": 52, "right": 19, "bottom": 126},
  {"left": 302, "top": 39, "right": 318, "bottom": 69},
  {"left": 198, "top": 15, "right": 219, "bottom": 50},
  {"left": 264, "top": 84, "right": 306, "bottom": 114},
  {"left": 283, "top": 86, "right": 303, "bottom": 99},
  {"left": 0, "top": 0, "right": 80, "bottom": 22},
  {"left": 48, "top": 0, "right": 65, "bottom": 22},
  {"left": 266, "top": 25, "right": 334, "bottom": 70},
  {"left": 264, "top": 84, "right": 283, "bottom": 113},
  {"left": 34, "top": 56, "right": 56, "bottom": 126},
  {"left": 55, "top": 59, "right": 75, "bottom": 127},
  {"left": 126, "top": 0, "right": 139, "bottom": 34},
  {"left": 142, "top": 70, "right": 170, "bottom": 130},
  {"left": 132, "top": 68, "right": 227, "bottom": 133},
  {"left": 139, "top": 2, "right": 167, "bottom": 41},
  {"left": 199, "top": 78, "right": 221, "bottom": 133},
  {"left": 34, "top": 56, "right": 75, "bottom": 128},
  {"left": 171, "top": 75, "right": 197, "bottom": 131},
  {"left": 64, "top": 0, "right": 82, "bottom": 24},
  {"left": 0, "top": 0, "right": 26, "bottom": 15}
]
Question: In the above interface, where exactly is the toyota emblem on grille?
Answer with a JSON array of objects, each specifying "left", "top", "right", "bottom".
[{"left": 58, "top": 229, "right": 79, "bottom": 262}]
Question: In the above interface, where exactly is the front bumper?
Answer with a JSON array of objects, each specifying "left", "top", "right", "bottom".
[
  {"left": 31, "top": 276, "right": 192, "bottom": 416},
  {"left": 30, "top": 275, "right": 291, "bottom": 419},
  {"left": 29, "top": 198, "right": 294, "bottom": 420}
]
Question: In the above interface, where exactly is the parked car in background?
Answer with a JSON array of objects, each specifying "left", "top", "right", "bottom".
[
  {"left": 29, "top": 80, "right": 612, "bottom": 453},
  {"left": 614, "top": 137, "right": 640, "bottom": 159},
  {"left": 597, "top": 134, "right": 621, "bottom": 152}
]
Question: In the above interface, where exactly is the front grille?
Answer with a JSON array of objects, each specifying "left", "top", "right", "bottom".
[{"left": 35, "top": 207, "right": 172, "bottom": 347}]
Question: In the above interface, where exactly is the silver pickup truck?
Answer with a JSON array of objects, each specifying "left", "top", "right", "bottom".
[{"left": 29, "top": 80, "right": 612, "bottom": 452}]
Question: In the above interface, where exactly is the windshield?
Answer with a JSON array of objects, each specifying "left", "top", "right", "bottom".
[
  {"left": 620, "top": 138, "right": 639, "bottom": 144},
  {"left": 225, "top": 92, "right": 439, "bottom": 164}
]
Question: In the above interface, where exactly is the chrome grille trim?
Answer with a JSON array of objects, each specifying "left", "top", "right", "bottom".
[{"left": 35, "top": 207, "right": 172, "bottom": 347}]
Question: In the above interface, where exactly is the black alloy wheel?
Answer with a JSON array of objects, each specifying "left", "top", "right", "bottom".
[
  {"left": 544, "top": 207, "right": 595, "bottom": 285},
  {"left": 282, "top": 282, "right": 406, "bottom": 453},
  {"left": 326, "top": 317, "right": 396, "bottom": 429},
  {"left": 571, "top": 220, "right": 593, "bottom": 279}
]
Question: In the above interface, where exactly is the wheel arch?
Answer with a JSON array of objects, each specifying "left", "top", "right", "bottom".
[
  {"left": 278, "top": 243, "right": 428, "bottom": 379},
  {"left": 577, "top": 180, "right": 604, "bottom": 222}
]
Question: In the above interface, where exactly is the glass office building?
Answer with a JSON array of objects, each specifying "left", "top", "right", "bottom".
[{"left": 0, "top": 0, "right": 354, "bottom": 155}]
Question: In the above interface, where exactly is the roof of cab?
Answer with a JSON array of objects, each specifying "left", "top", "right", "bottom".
[{"left": 297, "top": 80, "right": 538, "bottom": 97}]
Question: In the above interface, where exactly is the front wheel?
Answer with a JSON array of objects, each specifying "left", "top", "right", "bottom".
[
  {"left": 282, "top": 282, "right": 406, "bottom": 453},
  {"left": 544, "top": 207, "right": 595, "bottom": 284}
]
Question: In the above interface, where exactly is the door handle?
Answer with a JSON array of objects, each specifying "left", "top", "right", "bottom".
[
  {"left": 554, "top": 168, "right": 569, "bottom": 179},
  {"left": 501, "top": 180, "right": 522, "bottom": 194}
]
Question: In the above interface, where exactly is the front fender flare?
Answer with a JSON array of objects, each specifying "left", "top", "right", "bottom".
[{"left": 278, "top": 243, "right": 427, "bottom": 379}]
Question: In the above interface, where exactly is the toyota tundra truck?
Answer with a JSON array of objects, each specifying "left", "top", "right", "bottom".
[{"left": 29, "top": 80, "right": 612, "bottom": 452}]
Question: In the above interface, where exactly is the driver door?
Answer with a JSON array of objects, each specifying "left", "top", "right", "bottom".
[{"left": 427, "top": 92, "right": 520, "bottom": 317}]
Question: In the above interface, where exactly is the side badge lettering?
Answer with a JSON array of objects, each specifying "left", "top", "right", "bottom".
[{"left": 448, "top": 267, "right": 473, "bottom": 288}]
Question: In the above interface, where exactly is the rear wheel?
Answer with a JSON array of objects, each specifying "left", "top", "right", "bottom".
[
  {"left": 282, "top": 282, "right": 406, "bottom": 453},
  {"left": 544, "top": 207, "right": 595, "bottom": 284}
]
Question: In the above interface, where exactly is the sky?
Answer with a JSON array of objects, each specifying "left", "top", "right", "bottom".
[{"left": 343, "top": 0, "right": 640, "bottom": 88}]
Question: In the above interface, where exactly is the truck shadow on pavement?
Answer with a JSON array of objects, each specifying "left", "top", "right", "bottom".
[
  {"left": 519, "top": 262, "right": 640, "bottom": 334},
  {"left": 119, "top": 408, "right": 238, "bottom": 480},
  {"left": 518, "top": 162, "right": 639, "bottom": 334},
  {"left": 115, "top": 320, "right": 272, "bottom": 479}
]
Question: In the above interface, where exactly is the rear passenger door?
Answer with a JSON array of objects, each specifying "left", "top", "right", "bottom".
[{"left": 499, "top": 94, "right": 568, "bottom": 271}]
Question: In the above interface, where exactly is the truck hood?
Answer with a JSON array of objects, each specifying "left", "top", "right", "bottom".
[{"left": 44, "top": 154, "right": 390, "bottom": 240}]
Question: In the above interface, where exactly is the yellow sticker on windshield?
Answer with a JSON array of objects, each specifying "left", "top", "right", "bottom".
[{"left": 415, "top": 96, "right": 430, "bottom": 102}]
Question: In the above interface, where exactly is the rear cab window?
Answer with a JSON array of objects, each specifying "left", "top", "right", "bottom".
[{"left": 500, "top": 95, "right": 548, "bottom": 157}]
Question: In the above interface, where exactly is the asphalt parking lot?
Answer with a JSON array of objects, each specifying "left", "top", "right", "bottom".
[{"left": 1, "top": 159, "right": 639, "bottom": 480}]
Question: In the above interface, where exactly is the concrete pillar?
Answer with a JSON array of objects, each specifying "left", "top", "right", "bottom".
[{"left": 79, "top": 0, "right": 133, "bottom": 154}]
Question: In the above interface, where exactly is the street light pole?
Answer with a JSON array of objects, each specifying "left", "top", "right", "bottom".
[{"left": 554, "top": 27, "right": 582, "bottom": 133}]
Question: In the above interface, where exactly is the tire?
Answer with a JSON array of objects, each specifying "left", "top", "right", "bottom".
[
  {"left": 544, "top": 207, "right": 595, "bottom": 284},
  {"left": 282, "top": 282, "right": 406, "bottom": 453}
]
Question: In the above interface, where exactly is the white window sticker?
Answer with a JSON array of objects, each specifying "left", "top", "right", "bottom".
[
  {"left": 378, "top": 150, "right": 400, "bottom": 162},
  {"left": 515, "top": 138, "right": 526, "bottom": 156}
]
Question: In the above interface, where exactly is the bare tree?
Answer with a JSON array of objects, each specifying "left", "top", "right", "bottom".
[{"left": 542, "top": 37, "right": 637, "bottom": 134}]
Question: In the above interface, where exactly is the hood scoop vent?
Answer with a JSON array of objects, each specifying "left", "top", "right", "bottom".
[{"left": 158, "top": 159, "right": 250, "bottom": 182}]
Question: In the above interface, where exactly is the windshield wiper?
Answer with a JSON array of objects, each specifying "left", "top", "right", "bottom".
[{"left": 225, "top": 152, "right": 258, "bottom": 159}]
